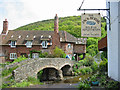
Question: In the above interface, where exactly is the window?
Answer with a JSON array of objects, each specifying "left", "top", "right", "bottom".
[
  {"left": 42, "top": 41, "right": 47, "bottom": 48},
  {"left": 32, "top": 53, "right": 39, "bottom": 58},
  {"left": 10, "top": 53, "right": 17, "bottom": 59},
  {"left": 26, "top": 41, "right": 32, "bottom": 48},
  {"left": 68, "top": 43, "right": 71, "bottom": 48},
  {"left": 11, "top": 41, "right": 16, "bottom": 47}
]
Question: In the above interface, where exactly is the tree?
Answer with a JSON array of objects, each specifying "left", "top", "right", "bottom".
[{"left": 53, "top": 47, "right": 66, "bottom": 58}]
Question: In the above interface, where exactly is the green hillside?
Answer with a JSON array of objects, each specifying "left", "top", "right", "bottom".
[
  {"left": 15, "top": 16, "right": 106, "bottom": 39},
  {"left": 15, "top": 15, "right": 107, "bottom": 57}
]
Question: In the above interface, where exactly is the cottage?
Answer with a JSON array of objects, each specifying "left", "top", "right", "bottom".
[{"left": 0, "top": 14, "right": 87, "bottom": 62}]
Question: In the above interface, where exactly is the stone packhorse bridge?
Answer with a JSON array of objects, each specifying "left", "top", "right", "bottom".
[{"left": 13, "top": 58, "right": 75, "bottom": 82}]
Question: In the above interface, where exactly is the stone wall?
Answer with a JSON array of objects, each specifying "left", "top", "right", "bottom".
[{"left": 13, "top": 58, "right": 75, "bottom": 82}]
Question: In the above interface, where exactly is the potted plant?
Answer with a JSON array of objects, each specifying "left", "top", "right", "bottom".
[{"left": 90, "top": 76, "right": 99, "bottom": 86}]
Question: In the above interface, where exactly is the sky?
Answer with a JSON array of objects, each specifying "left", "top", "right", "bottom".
[{"left": 0, "top": 0, "right": 106, "bottom": 33}]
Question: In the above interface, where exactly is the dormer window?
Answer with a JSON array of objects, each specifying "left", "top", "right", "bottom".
[
  {"left": 18, "top": 35, "right": 21, "bottom": 38},
  {"left": 11, "top": 41, "right": 16, "bottom": 48},
  {"left": 42, "top": 41, "right": 47, "bottom": 48},
  {"left": 26, "top": 41, "right": 32, "bottom": 48}
]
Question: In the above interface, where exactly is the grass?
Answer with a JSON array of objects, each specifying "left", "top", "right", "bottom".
[
  {"left": 11, "top": 77, "right": 43, "bottom": 88},
  {"left": 1, "top": 66, "right": 18, "bottom": 77},
  {"left": 1, "top": 76, "right": 43, "bottom": 88},
  {"left": 11, "top": 81, "right": 31, "bottom": 88}
]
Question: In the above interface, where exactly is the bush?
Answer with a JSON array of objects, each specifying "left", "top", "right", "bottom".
[
  {"left": 53, "top": 46, "right": 66, "bottom": 58},
  {"left": 99, "top": 59, "right": 108, "bottom": 72},
  {"left": 84, "top": 56, "right": 94, "bottom": 66},
  {"left": 91, "top": 61, "right": 98, "bottom": 73},
  {"left": 80, "top": 68, "right": 86, "bottom": 75},
  {"left": 79, "top": 54, "right": 83, "bottom": 59},
  {"left": 78, "top": 82, "right": 91, "bottom": 90},
  {"left": 85, "top": 67, "right": 93, "bottom": 74},
  {"left": 80, "top": 67, "right": 93, "bottom": 75},
  {"left": 78, "top": 72, "right": 120, "bottom": 89},
  {"left": 39, "top": 52, "right": 48, "bottom": 58},
  {"left": 78, "top": 60, "right": 85, "bottom": 66},
  {"left": 12, "top": 56, "right": 27, "bottom": 63},
  {"left": 101, "top": 51, "right": 107, "bottom": 60},
  {"left": 2, "top": 66, "right": 18, "bottom": 77}
]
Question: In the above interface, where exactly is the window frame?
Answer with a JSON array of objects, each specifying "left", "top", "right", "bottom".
[
  {"left": 10, "top": 53, "right": 17, "bottom": 60},
  {"left": 32, "top": 53, "right": 39, "bottom": 58},
  {"left": 26, "top": 41, "right": 32, "bottom": 48},
  {"left": 11, "top": 41, "right": 16, "bottom": 48},
  {"left": 68, "top": 43, "right": 71, "bottom": 48},
  {"left": 42, "top": 41, "right": 47, "bottom": 48}
]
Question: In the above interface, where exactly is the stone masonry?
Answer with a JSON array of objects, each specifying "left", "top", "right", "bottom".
[{"left": 13, "top": 58, "right": 75, "bottom": 82}]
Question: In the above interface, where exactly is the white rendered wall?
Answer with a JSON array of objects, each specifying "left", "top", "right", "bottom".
[
  {"left": 107, "top": 1, "right": 120, "bottom": 81},
  {"left": 118, "top": 1, "right": 120, "bottom": 81}
]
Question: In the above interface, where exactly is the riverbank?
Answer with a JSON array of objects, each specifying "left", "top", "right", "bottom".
[{"left": 26, "top": 74, "right": 91, "bottom": 88}]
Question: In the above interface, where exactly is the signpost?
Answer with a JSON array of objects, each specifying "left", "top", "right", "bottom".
[{"left": 81, "top": 13, "right": 101, "bottom": 37}]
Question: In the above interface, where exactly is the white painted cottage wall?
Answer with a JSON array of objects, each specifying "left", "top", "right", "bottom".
[{"left": 107, "top": 1, "right": 120, "bottom": 81}]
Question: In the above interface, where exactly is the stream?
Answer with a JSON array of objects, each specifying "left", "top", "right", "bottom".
[{"left": 28, "top": 74, "right": 91, "bottom": 88}]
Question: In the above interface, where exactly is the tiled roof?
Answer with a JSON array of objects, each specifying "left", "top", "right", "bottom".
[
  {"left": 1, "top": 30, "right": 87, "bottom": 45},
  {"left": 75, "top": 38, "right": 87, "bottom": 44}
]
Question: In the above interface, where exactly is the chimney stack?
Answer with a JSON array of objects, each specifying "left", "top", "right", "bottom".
[
  {"left": 2, "top": 19, "right": 8, "bottom": 34},
  {"left": 54, "top": 14, "right": 59, "bottom": 34}
]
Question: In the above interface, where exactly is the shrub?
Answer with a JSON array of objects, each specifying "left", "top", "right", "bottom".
[
  {"left": 80, "top": 67, "right": 93, "bottom": 75},
  {"left": 79, "top": 54, "right": 83, "bottom": 59},
  {"left": 91, "top": 61, "right": 98, "bottom": 73},
  {"left": 12, "top": 56, "right": 27, "bottom": 63},
  {"left": 84, "top": 56, "right": 94, "bottom": 66},
  {"left": 39, "top": 52, "right": 48, "bottom": 58},
  {"left": 78, "top": 82, "right": 91, "bottom": 90},
  {"left": 53, "top": 46, "right": 66, "bottom": 58},
  {"left": 99, "top": 59, "right": 108, "bottom": 72},
  {"left": 101, "top": 51, "right": 107, "bottom": 60},
  {"left": 78, "top": 60, "right": 85, "bottom": 66},
  {"left": 85, "top": 67, "right": 93, "bottom": 74},
  {"left": 2, "top": 66, "right": 18, "bottom": 77},
  {"left": 76, "top": 63, "right": 83, "bottom": 68},
  {"left": 80, "top": 68, "right": 86, "bottom": 75}
]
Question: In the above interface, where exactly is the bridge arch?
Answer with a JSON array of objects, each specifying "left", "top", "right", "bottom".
[
  {"left": 37, "top": 67, "right": 60, "bottom": 81},
  {"left": 61, "top": 64, "right": 72, "bottom": 76}
]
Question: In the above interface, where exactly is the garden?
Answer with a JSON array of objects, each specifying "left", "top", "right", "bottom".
[{"left": 72, "top": 53, "right": 120, "bottom": 89}]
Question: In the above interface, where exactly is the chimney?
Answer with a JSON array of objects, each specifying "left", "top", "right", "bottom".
[
  {"left": 2, "top": 19, "right": 8, "bottom": 34},
  {"left": 54, "top": 14, "right": 59, "bottom": 33}
]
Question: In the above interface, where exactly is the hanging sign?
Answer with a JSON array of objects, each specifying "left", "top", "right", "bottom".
[{"left": 81, "top": 13, "right": 101, "bottom": 37}]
